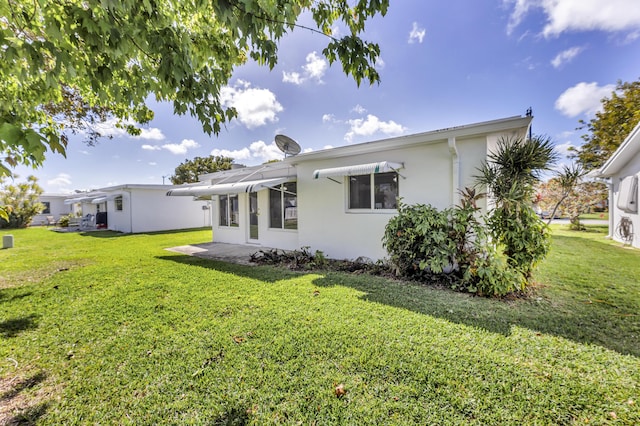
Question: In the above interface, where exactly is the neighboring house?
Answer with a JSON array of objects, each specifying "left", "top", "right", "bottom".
[
  {"left": 65, "top": 184, "right": 211, "bottom": 233},
  {"left": 168, "top": 116, "right": 532, "bottom": 260},
  {"left": 591, "top": 121, "right": 640, "bottom": 248},
  {"left": 33, "top": 194, "right": 73, "bottom": 225}
]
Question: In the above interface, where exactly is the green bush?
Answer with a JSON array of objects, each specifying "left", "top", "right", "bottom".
[
  {"left": 487, "top": 204, "right": 551, "bottom": 278},
  {"left": 383, "top": 196, "right": 526, "bottom": 297},
  {"left": 57, "top": 214, "right": 71, "bottom": 228}
]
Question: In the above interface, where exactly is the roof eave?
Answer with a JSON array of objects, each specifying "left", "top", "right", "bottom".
[{"left": 596, "top": 121, "right": 640, "bottom": 177}]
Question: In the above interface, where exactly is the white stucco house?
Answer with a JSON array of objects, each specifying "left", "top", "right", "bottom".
[
  {"left": 591, "top": 121, "right": 640, "bottom": 248},
  {"left": 168, "top": 116, "right": 532, "bottom": 260},
  {"left": 64, "top": 184, "right": 211, "bottom": 233},
  {"left": 33, "top": 194, "right": 73, "bottom": 225}
]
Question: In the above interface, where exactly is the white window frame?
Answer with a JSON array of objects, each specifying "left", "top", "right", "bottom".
[
  {"left": 347, "top": 172, "right": 399, "bottom": 212},
  {"left": 269, "top": 182, "right": 297, "bottom": 230},
  {"left": 218, "top": 194, "right": 239, "bottom": 227}
]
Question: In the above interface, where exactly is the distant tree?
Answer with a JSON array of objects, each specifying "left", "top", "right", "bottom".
[
  {"left": 0, "top": 0, "right": 389, "bottom": 180},
  {"left": 0, "top": 175, "right": 45, "bottom": 228},
  {"left": 170, "top": 155, "right": 234, "bottom": 185},
  {"left": 573, "top": 79, "right": 640, "bottom": 170},
  {"left": 536, "top": 169, "right": 608, "bottom": 231}
]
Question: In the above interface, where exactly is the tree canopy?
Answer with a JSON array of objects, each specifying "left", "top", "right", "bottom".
[
  {"left": 0, "top": 175, "right": 45, "bottom": 228},
  {"left": 573, "top": 79, "right": 640, "bottom": 170},
  {"left": 0, "top": 0, "right": 389, "bottom": 178},
  {"left": 170, "top": 155, "right": 234, "bottom": 185}
]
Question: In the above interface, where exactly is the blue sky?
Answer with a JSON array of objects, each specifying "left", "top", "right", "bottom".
[{"left": 14, "top": 0, "right": 640, "bottom": 193}]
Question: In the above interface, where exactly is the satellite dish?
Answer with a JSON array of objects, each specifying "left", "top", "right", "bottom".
[{"left": 275, "top": 134, "right": 301, "bottom": 157}]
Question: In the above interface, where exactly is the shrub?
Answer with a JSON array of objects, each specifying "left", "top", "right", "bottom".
[
  {"left": 486, "top": 204, "right": 551, "bottom": 278},
  {"left": 383, "top": 194, "right": 526, "bottom": 297},
  {"left": 57, "top": 214, "right": 72, "bottom": 228}
]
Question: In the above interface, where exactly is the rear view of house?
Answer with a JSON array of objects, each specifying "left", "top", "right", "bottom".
[{"left": 167, "top": 116, "right": 532, "bottom": 260}]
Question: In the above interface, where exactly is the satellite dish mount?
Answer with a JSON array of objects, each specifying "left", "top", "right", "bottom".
[{"left": 275, "top": 134, "right": 301, "bottom": 158}]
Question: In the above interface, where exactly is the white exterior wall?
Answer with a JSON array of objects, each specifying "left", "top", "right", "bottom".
[
  {"left": 295, "top": 138, "right": 493, "bottom": 260},
  {"left": 32, "top": 195, "right": 72, "bottom": 225},
  {"left": 609, "top": 152, "right": 640, "bottom": 248},
  {"left": 99, "top": 187, "right": 210, "bottom": 233},
  {"left": 211, "top": 188, "right": 299, "bottom": 250},
  {"left": 296, "top": 144, "right": 445, "bottom": 260}
]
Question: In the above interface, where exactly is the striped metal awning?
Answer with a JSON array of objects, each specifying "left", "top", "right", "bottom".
[
  {"left": 313, "top": 161, "right": 403, "bottom": 179},
  {"left": 166, "top": 177, "right": 292, "bottom": 198}
]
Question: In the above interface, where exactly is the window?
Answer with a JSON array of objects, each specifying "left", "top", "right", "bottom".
[
  {"left": 41, "top": 201, "right": 51, "bottom": 214},
  {"left": 270, "top": 182, "right": 297, "bottom": 229},
  {"left": 219, "top": 194, "right": 239, "bottom": 227},
  {"left": 349, "top": 172, "right": 398, "bottom": 210},
  {"left": 115, "top": 196, "right": 123, "bottom": 211}
]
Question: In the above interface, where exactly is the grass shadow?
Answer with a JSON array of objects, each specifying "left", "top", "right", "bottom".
[
  {"left": 156, "top": 241, "right": 639, "bottom": 358},
  {"left": 310, "top": 271, "right": 640, "bottom": 357},
  {"left": 0, "top": 371, "right": 49, "bottom": 426},
  {"left": 0, "top": 291, "right": 33, "bottom": 304},
  {"left": 0, "top": 314, "right": 39, "bottom": 338},
  {"left": 156, "top": 254, "right": 303, "bottom": 283},
  {"left": 78, "top": 227, "right": 210, "bottom": 239},
  {"left": 0, "top": 372, "right": 47, "bottom": 404},
  {"left": 4, "top": 402, "right": 49, "bottom": 426},
  {"left": 211, "top": 406, "right": 249, "bottom": 425}
]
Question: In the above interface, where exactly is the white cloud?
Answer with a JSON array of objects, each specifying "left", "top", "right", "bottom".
[
  {"left": 554, "top": 141, "right": 578, "bottom": 158},
  {"left": 220, "top": 81, "right": 283, "bottom": 128},
  {"left": 162, "top": 139, "right": 200, "bottom": 155},
  {"left": 211, "top": 140, "right": 283, "bottom": 163},
  {"left": 409, "top": 22, "right": 426, "bottom": 43},
  {"left": 137, "top": 127, "right": 165, "bottom": 140},
  {"left": 282, "top": 71, "right": 303, "bottom": 85},
  {"left": 142, "top": 144, "right": 162, "bottom": 151},
  {"left": 322, "top": 113, "right": 336, "bottom": 123},
  {"left": 282, "top": 51, "right": 328, "bottom": 85},
  {"left": 303, "top": 52, "right": 328, "bottom": 81},
  {"left": 505, "top": 0, "right": 640, "bottom": 37},
  {"left": 551, "top": 46, "right": 584, "bottom": 68},
  {"left": 554, "top": 82, "right": 616, "bottom": 117},
  {"left": 345, "top": 114, "right": 407, "bottom": 142},
  {"left": 351, "top": 104, "right": 367, "bottom": 114},
  {"left": 248, "top": 140, "right": 283, "bottom": 162},
  {"left": 90, "top": 118, "right": 165, "bottom": 141},
  {"left": 48, "top": 173, "right": 72, "bottom": 187},
  {"left": 148, "top": 162, "right": 157, "bottom": 166}
]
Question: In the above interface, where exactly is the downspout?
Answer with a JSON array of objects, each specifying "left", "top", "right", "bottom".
[
  {"left": 448, "top": 137, "right": 460, "bottom": 206},
  {"left": 607, "top": 178, "right": 614, "bottom": 239},
  {"left": 127, "top": 189, "right": 133, "bottom": 233}
]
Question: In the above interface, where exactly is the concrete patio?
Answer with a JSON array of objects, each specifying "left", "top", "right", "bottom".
[{"left": 166, "top": 242, "right": 273, "bottom": 265}]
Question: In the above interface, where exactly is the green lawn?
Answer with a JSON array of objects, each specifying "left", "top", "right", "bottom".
[
  {"left": 579, "top": 212, "right": 609, "bottom": 220},
  {"left": 1, "top": 226, "right": 638, "bottom": 424}
]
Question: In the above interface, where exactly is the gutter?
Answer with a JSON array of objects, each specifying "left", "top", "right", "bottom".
[{"left": 448, "top": 137, "right": 460, "bottom": 206}]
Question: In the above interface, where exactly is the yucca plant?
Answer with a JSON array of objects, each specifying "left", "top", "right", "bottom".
[{"left": 476, "top": 135, "right": 558, "bottom": 279}]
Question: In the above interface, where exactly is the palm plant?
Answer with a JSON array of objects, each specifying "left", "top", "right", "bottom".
[
  {"left": 475, "top": 135, "right": 558, "bottom": 280},
  {"left": 476, "top": 135, "right": 558, "bottom": 203}
]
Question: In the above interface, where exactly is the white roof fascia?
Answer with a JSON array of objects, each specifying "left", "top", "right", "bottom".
[
  {"left": 291, "top": 116, "right": 532, "bottom": 163},
  {"left": 596, "top": 121, "right": 640, "bottom": 177},
  {"left": 196, "top": 116, "right": 531, "bottom": 182}
]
